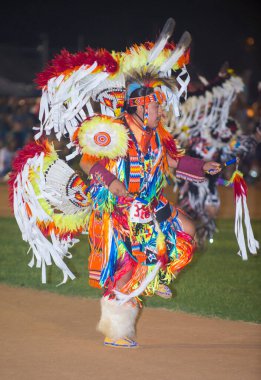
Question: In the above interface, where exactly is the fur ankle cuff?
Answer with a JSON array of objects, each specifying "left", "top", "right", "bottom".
[{"left": 97, "top": 297, "right": 139, "bottom": 340}]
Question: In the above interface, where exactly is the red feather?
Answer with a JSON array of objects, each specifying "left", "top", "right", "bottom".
[
  {"left": 8, "top": 140, "right": 50, "bottom": 211},
  {"left": 35, "top": 48, "right": 119, "bottom": 88}
]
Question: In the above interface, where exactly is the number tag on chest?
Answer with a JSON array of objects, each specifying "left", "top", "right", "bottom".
[{"left": 130, "top": 200, "right": 152, "bottom": 223}]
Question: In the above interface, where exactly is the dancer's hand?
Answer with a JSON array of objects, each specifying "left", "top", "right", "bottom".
[
  {"left": 203, "top": 161, "right": 221, "bottom": 175},
  {"left": 109, "top": 179, "right": 128, "bottom": 196}
]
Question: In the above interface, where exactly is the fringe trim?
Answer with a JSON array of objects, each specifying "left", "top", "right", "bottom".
[{"left": 176, "top": 170, "right": 206, "bottom": 183}]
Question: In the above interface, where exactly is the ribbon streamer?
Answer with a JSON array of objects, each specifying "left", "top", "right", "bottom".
[{"left": 226, "top": 170, "right": 259, "bottom": 260}]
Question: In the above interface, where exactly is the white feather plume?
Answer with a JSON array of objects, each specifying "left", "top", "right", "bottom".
[
  {"left": 147, "top": 18, "right": 176, "bottom": 64},
  {"left": 159, "top": 31, "right": 191, "bottom": 73}
]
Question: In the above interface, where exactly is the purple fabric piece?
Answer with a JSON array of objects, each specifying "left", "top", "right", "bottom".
[
  {"left": 176, "top": 156, "right": 206, "bottom": 182},
  {"left": 89, "top": 162, "right": 117, "bottom": 188}
]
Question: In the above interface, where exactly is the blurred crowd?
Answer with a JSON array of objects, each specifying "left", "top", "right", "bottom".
[
  {"left": 0, "top": 82, "right": 261, "bottom": 183},
  {"left": 0, "top": 97, "right": 40, "bottom": 181}
]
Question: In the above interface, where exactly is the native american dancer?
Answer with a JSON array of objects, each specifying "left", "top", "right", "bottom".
[
  {"left": 168, "top": 69, "right": 259, "bottom": 247},
  {"left": 9, "top": 18, "right": 258, "bottom": 349}
]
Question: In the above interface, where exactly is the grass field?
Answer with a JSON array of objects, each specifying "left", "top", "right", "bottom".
[{"left": 0, "top": 217, "right": 260, "bottom": 323}]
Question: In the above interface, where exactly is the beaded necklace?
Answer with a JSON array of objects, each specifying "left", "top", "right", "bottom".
[{"left": 127, "top": 127, "right": 164, "bottom": 202}]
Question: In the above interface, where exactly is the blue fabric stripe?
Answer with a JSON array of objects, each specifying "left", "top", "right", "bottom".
[{"left": 100, "top": 231, "right": 118, "bottom": 286}]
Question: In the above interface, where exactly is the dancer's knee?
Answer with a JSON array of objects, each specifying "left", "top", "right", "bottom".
[
  {"left": 179, "top": 214, "right": 196, "bottom": 237},
  {"left": 184, "top": 220, "right": 196, "bottom": 238}
]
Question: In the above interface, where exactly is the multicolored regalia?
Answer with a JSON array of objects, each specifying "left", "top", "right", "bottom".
[{"left": 9, "top": 18, "right": 258, "bottom": 348}]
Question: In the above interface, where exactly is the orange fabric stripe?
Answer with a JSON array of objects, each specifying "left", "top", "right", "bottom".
[{"left": 88, "top": 211, "right": 104, "bottom": 288}]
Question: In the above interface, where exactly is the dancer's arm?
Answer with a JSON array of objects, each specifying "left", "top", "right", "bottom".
[
  {"left": 80, "top": 157, "right": 127, "bottom": 196},
  {"left": 167, "top": 154, "right": 221, "bottom": 182}
]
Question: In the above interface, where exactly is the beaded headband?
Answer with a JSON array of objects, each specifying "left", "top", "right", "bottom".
[{"left": 128, "top": 91, "right": 166, "bottom": 107}]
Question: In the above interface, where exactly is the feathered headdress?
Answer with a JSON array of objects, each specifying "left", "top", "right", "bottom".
[{"left": 34, "top": 18, "right": 191, "bottom": 159}]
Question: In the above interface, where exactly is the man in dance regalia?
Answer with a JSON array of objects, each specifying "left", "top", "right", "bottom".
[
  {"left": 80, "top": 70, "right": 220, "bottom": 347},
  {"left": 10, "top": 18, "right": 257, "bottom": 349}
]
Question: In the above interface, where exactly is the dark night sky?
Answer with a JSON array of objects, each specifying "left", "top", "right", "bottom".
[{"left": 0, "top": 0, "right": 260, "bottom": 82}]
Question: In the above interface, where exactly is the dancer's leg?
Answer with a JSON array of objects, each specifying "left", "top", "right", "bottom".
[{"left": 175, "top": 208, "right": 196, "bottom": 238}]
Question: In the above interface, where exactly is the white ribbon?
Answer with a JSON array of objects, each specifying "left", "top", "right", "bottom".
[
  {"left": 114, "top": 261, "right": 162, "bottom": 305},
  {"left": 177, "top": 66, "right": 190, "bottom": 99}
]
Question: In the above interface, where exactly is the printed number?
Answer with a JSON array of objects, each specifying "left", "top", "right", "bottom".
[
  {"left": 133, "top": 204, "right": 150, "bottom": 220},
  {"left": 134, "top": 204, "right": 141, "bottom": 218}
]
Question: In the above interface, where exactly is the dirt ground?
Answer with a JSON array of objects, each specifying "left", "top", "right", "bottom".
[{"left": 0, "top": 284, "right": 260, "bottom": 380}]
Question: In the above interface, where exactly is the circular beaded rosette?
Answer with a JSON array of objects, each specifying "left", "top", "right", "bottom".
[
  {"left": 74, "top": 115, "right": 129, "bottom": 159},
  {"left": 93, "top": 131, "right": 111, "bottom": 146}
]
